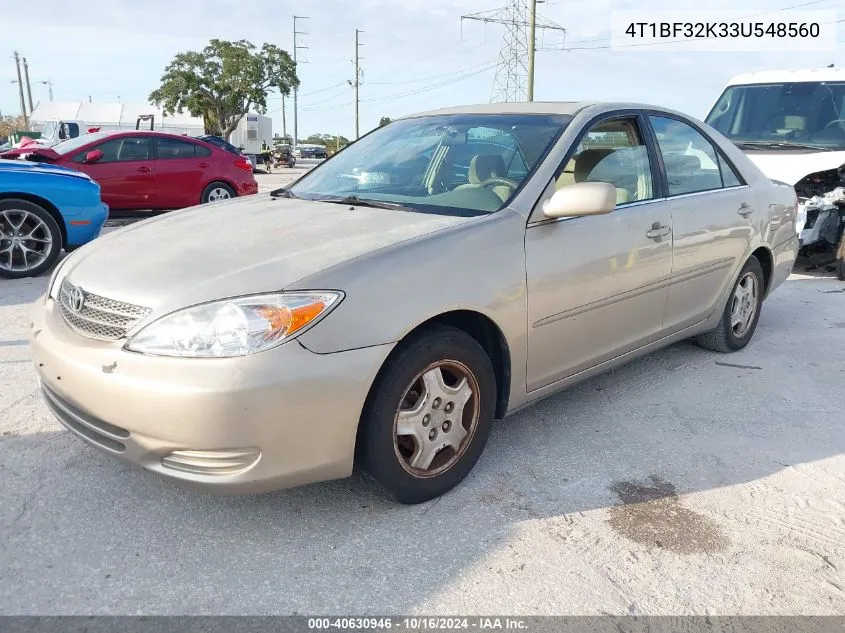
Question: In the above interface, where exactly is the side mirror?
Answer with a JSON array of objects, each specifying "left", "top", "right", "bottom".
[
  {"left": 84, "top": 149, "right": 104, "bottom": 163},
  {"left": 543, "top": 182, "right": 617, "bottom": 219}
]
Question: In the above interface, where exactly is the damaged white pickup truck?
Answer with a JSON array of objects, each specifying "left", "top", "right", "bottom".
[{"left": 706, "top": 68, "right": 845, "bottom": 280}]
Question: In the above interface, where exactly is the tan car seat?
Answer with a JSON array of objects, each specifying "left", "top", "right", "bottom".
[
  {"left": 457, "top": 154, "right": 513, "bottom": 202},
  {"left": 561, "top": 148, "right": 632, "bottom": 204}
]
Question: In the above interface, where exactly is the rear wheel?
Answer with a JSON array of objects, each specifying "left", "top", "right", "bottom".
[
  {"left": 358, "top": 326, "right": 496, "bottom": 504},
  {"left": 696, "top": 256, "right": 764, "bottom": 353},
  {"left": 0, "top": 199, "right": 62, "bottom": 279},
  {"left": 201, "top": 182, "right": 236, "bottom": 204}
]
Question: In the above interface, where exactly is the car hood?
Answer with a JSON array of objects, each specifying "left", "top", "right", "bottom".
[
  {"left": 63, "top": 195, "right": 474, "bottom": 315},
  {"left": 744, "top": 150, "right": 845, "bottom": 185},
  {"left": 0, "top": 146, "right": 58, "bottom": 160},
  {"left": 0, "top": 160, "right": 90, "bottom": 180}
]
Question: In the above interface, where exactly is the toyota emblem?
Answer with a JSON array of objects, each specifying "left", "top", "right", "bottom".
[{"left": 68, "top": 285, "right": 86, "bottom": 313}]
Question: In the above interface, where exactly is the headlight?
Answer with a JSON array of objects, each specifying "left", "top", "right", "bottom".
[
  {"left": 47, "top": 250, "right": 80, "bottom": 301},
  {"left": 124, "top": 291, "right": 343, "bottom": 358}
]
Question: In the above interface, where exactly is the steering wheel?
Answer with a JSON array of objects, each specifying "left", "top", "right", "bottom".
[
  {"left": 480, "top": 176, "right": 520, "bottom": 191},
  {"left": 822, "top": 119, "right": 845, "bottom": 131}
]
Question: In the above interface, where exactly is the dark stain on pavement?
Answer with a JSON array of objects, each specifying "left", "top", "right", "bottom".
[{"left": 607, "top": 475, "right": 728, "bottom": 554}]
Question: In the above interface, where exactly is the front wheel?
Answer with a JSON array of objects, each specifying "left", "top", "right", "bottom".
[
  {"left": 358, "top": 325, "right": 497, "bottom": 504},
  {"left": 0, "top": 199, "right": 63, "bottom": 279},
  {"left": 696, "top": 256, "right": 765, "bottom": 353},
  {"left": 201, "top": 182, "right": 236, "bottom": 204}
]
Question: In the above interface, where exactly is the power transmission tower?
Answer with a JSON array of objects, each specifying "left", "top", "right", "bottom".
[
  {"left": 12, "top": 51, "right": 28, "bottom": 127},
  {"left": 292, "top": 15, "right": 309, "bottom": 148},
  {"left": 461, "top": 0, "right": 565, "bottom": 103}
]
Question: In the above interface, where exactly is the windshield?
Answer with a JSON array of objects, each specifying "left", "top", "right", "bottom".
[
  {"left": 705, "top": 81, "right": 845, "bottom": 150},
  {"left": 289, "top": 113, "right": 571, "bottom": 215},
  {"left": 50, "top": 131, "right": 114, "bottom": 155}
]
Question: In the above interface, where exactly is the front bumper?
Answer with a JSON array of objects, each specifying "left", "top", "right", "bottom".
[
  {"left": 66, "top": 202, "right": 108, "bottom": 247},
  {"left": 29, "top": 296, "right": 392, "bottom": 494}
]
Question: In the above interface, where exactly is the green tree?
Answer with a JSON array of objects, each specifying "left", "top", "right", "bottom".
[
  {"left": 378, "top": 116, "right": 392, "bottom": 127},
  {"left": 149, "top": 39, "right": 299, "bottom": 140}
]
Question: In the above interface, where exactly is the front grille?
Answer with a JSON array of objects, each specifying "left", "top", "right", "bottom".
[
  {"left": 58, "top": 279, "right": 151, "bottom": 340},
  {"left": 41, "top": 384, "right": 129, "bottom": 454}
]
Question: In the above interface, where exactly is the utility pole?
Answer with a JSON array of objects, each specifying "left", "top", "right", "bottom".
[
  {"left": 281, "top": 94, "right": 287, "bottom": 141},
  {"left": 12, "top": 51, "right": 28, "bottom": 127},
  {"left": 527, "top": 0, "right": 537, "bottom": 101},
  {"left": 461, "top": 0, "right": 564, "bottom": 103},
  {"left": 22, "top": 57, "right": 34, "bottom": 113},
  {"left": 38, "top": 79, "right": 54, "bottom": 101},
  {"left": 354, "top": 29, "right": 362, "bottom": 140},
  {"left": 292, "top": 15, "right": 309, "bottom": 148}
]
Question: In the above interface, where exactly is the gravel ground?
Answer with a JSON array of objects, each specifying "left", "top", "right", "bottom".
[{"left": 0, "top": 180, "right": 843, "bottom": 614}]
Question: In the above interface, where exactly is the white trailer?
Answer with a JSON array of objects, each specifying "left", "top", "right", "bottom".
[{"left": 229, "top": 114, "right": 273, "bottom": 165}]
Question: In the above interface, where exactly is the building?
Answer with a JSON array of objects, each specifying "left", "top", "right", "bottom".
[{"left": 28, "top": 101, "right": 205, "bottom": 136}]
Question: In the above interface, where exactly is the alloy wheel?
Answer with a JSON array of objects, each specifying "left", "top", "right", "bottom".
[{"left": 0, "top": 209, "right": 53, "bottom": 274}]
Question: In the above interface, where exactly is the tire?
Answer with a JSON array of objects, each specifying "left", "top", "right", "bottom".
[
  {"left": 696, "top": 256, "right": 765, "bottom": 353},
  {"left": 358, "top": 325, "right": 497, "bottom": 504},
  {"left": 0, "top": 198, "right": 63, "bottom": 279},
  {"left": 200, "top": 182, "right": 236, "bottom": 204}
]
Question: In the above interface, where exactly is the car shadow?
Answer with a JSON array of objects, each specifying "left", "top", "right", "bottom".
[{"left": 1, "top": 277, "right": 844, "bottom": 614}]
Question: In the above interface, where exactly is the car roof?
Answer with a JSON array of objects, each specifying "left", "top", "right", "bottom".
[
  {"left": 724, "top": 67, "right": 845, "bottom": 86},
  {"left": 400, "top": 101, "right": 698, "bottom": 120},
  {"left": 93, "top": 129, "right": 211, "bottom": 141}
]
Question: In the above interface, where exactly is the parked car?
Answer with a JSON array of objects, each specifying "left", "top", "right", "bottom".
[
  {"left": 29, "top": 102, "right": 798, "bottom": 503},
  {"left": 195, "top": 134, "right": 245, "bottom": 156},
  {"left": 297, "top": 144, "right": 328, "bottom": 159},
  {"left": 0, "top": 131, "right": 258, "bottom": 210},
  {"left": 705, "top": 67, "right": 845, "bottom": 279},
  {"left": 1, "top": 161, "right": 107, "bottom": 279}
]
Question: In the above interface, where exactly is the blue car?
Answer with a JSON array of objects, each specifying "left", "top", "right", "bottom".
[{"left": 0, "top": 161, "right": 108, "bottom": 279}]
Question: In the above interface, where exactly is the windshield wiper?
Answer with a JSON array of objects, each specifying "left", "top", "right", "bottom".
[
  {"left": 270, "top": 187, "right": 299, "bottom": 199},
  {"left": 734, "top": 140, "right": 834, "bottom": 152},
  {"left": 315, "top": 195, "right": 413, "bottom": 211}
]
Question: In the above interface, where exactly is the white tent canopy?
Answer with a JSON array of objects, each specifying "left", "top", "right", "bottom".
[{"left": 29, "top": 101, "right": 205, "bottom": 135}]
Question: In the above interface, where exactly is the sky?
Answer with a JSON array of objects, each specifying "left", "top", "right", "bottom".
[{"left": 1, "top": 0, "right": 843, "bottom": 140}]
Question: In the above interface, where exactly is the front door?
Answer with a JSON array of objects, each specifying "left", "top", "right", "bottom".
[
  {"left": 525, "top": 114, "right": 672, "bottom": 391},
  {"left": 71, "top": 136, "right": 155, "bottom": 209},
  {"left": 645, "top": 114, "right": 755, "bottom": 332}
]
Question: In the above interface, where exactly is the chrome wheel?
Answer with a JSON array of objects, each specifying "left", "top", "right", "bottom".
[
  {"left": 730, "top": 271, "right": 758, "bottom": 338},
  {"left": 393, "top": 360, "right": 480, "bottom": 478},
  {"left": 207, "top": 187, "right": 231, "bottom": 202},
  {"left": 0, "top": 209, "right": 54, "bottom": 274}
]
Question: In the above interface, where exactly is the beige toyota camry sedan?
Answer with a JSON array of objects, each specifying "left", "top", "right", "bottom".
[{"left": 29, "top": 102, "right": 799, "bottom": 504}]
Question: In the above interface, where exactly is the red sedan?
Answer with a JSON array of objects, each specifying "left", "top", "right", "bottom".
[{"left": 0, "top": 131, "right": 259, "bottom": 210}]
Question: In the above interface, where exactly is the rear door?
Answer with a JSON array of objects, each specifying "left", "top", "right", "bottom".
[
  {"left": 70, "top": 135, "right": 155, "bottom": 209},
  {"left": 153, "top": 137, "right": 213, "bottom": 207},
  {"left": 645, "top": 114, "right": 755, "bottom": 332}
]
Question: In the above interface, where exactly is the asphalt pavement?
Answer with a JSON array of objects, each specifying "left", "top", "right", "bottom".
[{"left": 0, "top": 181, "right": 843, "bottom": 614}]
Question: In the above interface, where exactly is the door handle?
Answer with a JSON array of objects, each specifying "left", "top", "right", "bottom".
[
  {"left": 137, "top": 166, "right": 151, "bottom": 173},
  {"left": 198, "top": 162, "right": 210, "bottom": 168},
  {"left": 646, "top": 222, "right": 671, "bottom": 239},
  {"left": 738, "top": 202, "right": 753, "bottom": 216}
]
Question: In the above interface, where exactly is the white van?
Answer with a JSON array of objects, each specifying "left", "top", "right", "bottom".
[{"left": 705, "top": 68, "right": 845, "bottom": 278}]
